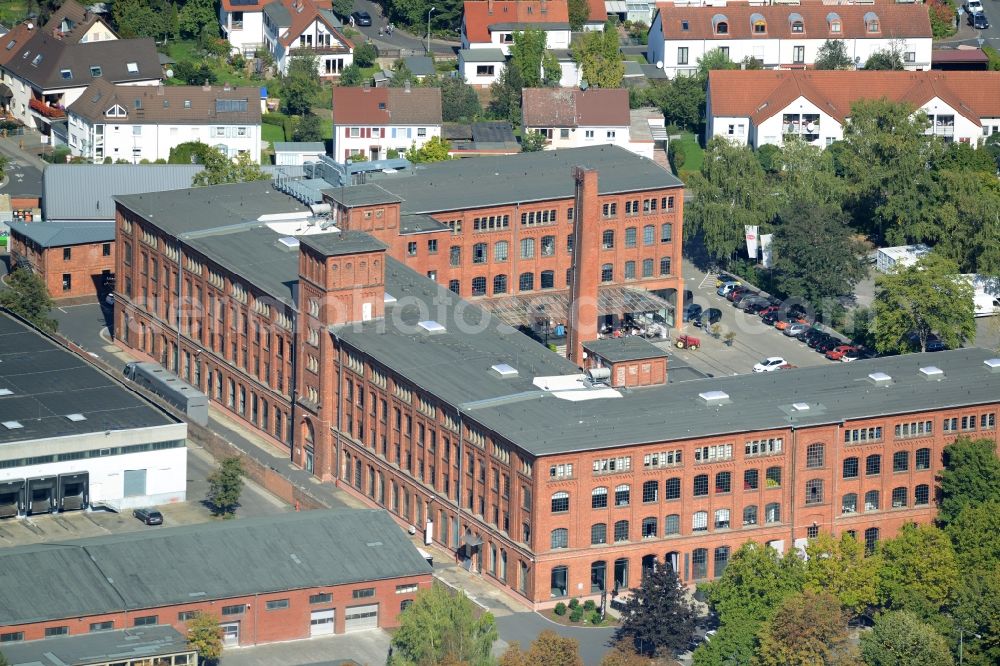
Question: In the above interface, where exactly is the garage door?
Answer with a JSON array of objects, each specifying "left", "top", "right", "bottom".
[
  {"left": 221, "top": 622, "right": 240, "bottom": 647},
  {"left": 310, "top": 609, "right": 335, "bottom": 636},
  {"left": 123, "top": 469, "right": 147, "bottom": 497},
  {"left": 344, "top": 604, "right": 379, "bottom": 632}
]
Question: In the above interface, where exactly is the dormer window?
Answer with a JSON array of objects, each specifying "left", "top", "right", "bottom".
[
  {"left": 789, "top": 13, "right": 804, "bottom": 33},
  {"left": 105, "top": 104, "right": 126, "bottom": 118},
  {"left": 31, "top": 54, "right": 42, "bottom": 66},
  {"left": 681, "top": 19, "right": 689, "bottom": 31},
  {"left": 91, "top": 66, "right": 102, "bottom": 77},
  {"left": 828, "top": 13, "right": 842, "bottom": 33},
  {"left": 712, "top": 14, "right": 729, "bottom": 35},
  {"left": 60, "top": 69, "right": 72, "bottom": 80},
  {"left": 184, "top": 100, "right": 192, "bottom": 108},
  {"left": 751, "top": 13, "right": 767, "bottom": 34},
  {"left": 865, "top": 12, "right": 880, "bottom": 33}
]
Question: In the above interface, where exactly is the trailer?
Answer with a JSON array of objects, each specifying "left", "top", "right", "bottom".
[{"left": 122, "top": 362, "right": 209, "bottom": 426}]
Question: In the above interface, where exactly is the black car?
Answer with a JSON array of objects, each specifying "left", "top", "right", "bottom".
[
  {"left": 133, "top": 508, "right": 164, "bottom": 525},
  {"left": 971, "top": 12, "right": 990, "bottom": 28},
  {"left": 351, "top": 10, "right": 373, "bottom": 25},
  {"left": 744, "top": 300, "right": 770, "bottom": 315},
  {"left": 801, "top": 328, "right": 826, "bottom": 344},
  {"left": 816, "top": 337, "right": 841, "bottom": 354},
  {"left": 808, "top": 333, "right": 834, "bottom": 349},
  {"left": 694, "top": 308, "right": 722, "bottom": 327},
  {"left": 683, "top": 303, "right": 703, "bottom": 322},
  {"left": 762, "top": 310, "right": 783, "bottom": 326}
]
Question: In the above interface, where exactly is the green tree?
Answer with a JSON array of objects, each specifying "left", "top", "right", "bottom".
[
  {"left": 488, "top": 64, "right": 524, "bottom": 126},
  {"left": 282, "top": 56, "right": 322, "bottom": 115},
  {"left": 191, "top": 149, "right": 267, "bottom": 186},
  {"left": 865, "top": 47, "right": 904, "bottom": 70},
  {"left": 754, "top": 590, "right": 857, "bottom": 666},
  {"left": 877, "top": 524, "right": 960, "bottom": 620},
  {"left": 500, "top": 630, "right": 583, "bottom": 666},
  {"left": 600, "top": 642, "right": 649, "bottom": 666},
  {"left": 542, "top": 50, "right": 562, "bottom": 87},
  {"left": 951, "top": 567, "right": 1000, "bottom": 666},
  {"left": 0, "top": 268, "right": 57, "bottom": 333},
  {"left": 521, "top": 131, "right": 547, "bottom": 152},
  {"left": 697, "top": 47, "right": 737, "bottom": 78},
  {"left": 860, "top": 611, "right": 954, "bottom": 666},
  {"left": 837, "top": 98, "right": 939, "bottom": 244},
  {"left": 353, "top": 42, "right": 378, "bottom": 68},
  {"left": 173, "top": 60, "right": 217, "bottom": 85},
  {"left": 692, "top": 621, "right": 758, "bottom": 666},
  {"left": 568, "top": 0, "right": 590, "bottom": 30},
  {"left": 293, "top": 112, "right": 324, "bottom": 142},
  {"left": 178, "top": 0, "right": 217, "bottom": 39},
  {"left": 772, "top": 200, "right": 866, "bottom": 307},
  {"left": 205, "top": 456, "right": 246, "bottom": 517},
  {"left": 660, "top": 74, "right": 704, "bottom": 131},
  {"left": 931, "top": 170, "right": 1000, "bottom": 275},
  {"left": 333, "top": 0, "right": 353, "bottom": 18},
  {"left": 510, "top": 30, "right": 548, "bottom": 87},
  {"left": 186, "top": 612, "right": 224, "bottom": 664},
  {"left": 339, "top": 64, "right": 364, "bottom": 86},
  {"left": 685, "top": 137, "right": 778, "bottom": 263},
  {"left": 389, "top": 59, "right": 417, "bottom": 88},
  {"left": 803, "top": 532, "right": 880, "bottom": 616},
  {"left": 390, "top": 583, "right": 497, "bottom": 666},
  {"left": 704, "top": 542, "right": 804, "bottom": 627},
  {"left": 574, "top": 22, "right": 625, "bottom": 88},
  {"left": 938, "top": 437, "right": 1000, "bottom": 526},
  {"left": 440, "top": 76, "right": 481, "bottom": 122},
  {"left": 616, "top": 557, "right": 696, "bottom": 657},
  {"left": 871, "top": 253, "right": 975, "bottom": 354},
  {"left": 776, "top": 138, "right": 845, "bottom": 207},
  {"left": 405, "top": 136, "right": 452, "bottom": 163},
  {"left": 169, "top": 140, "right": 215, "bottom": 164},
  {"left": 113, "top": 0, "right": 153, "bottom": 38},
  {"left": 814, "top": 39, "right": 854, "bottom": 70}
]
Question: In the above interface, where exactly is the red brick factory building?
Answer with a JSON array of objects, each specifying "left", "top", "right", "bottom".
[{"left": 109, "top": 145, "right": 1000, "bottom": 608}]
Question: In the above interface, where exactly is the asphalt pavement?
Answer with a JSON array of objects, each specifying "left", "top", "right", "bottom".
[
  {"left": 934, "top": 5, "right": 1000, "bottom": 49},
  {"left": 348, "top": 0, "right": 459, "bottom": 55}
]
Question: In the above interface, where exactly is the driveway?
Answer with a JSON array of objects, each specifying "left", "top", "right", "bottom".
[
  {"left": 495, "top": 613, "right": 617, "bottom": 666},
  {"left": 220, "top": 629, "right": 390, "bottom": 666}
]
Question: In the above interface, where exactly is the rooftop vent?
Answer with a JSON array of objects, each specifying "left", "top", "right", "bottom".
[
  {"left": 919, "top": 366, "right": 944, "bottom": 381},
  {"left": 2, "top": 421, "right": 23, "bottom": 430},
  {"left": 698, "top": 390, "right": 730, "bottom": 406},
  {"left": 418, "top": 320, "right": 446, "bottom": 334},
  {"left": 0, "top": 389, "right": 12, "bottom": 396},
  {"left": 277, "top": 236, "right": 300, "bottom": 248},
  {"left": 65, "top": 413, "right": 87, "bottom": 422},
  {"left": 366, "top": 541, "right": 384, "bottom": 547},
  {"left": 384, "top": 292, "right": 397, "bottom": 304},
  {"left": 985, "top": 358, "right": 1000, "bottom": 372},
  {"left": 792, "top": 402, "right": 810, "bottom": 411},
  {"left": 867, "top": 372, "right": 892, "bottom": 386},
  {"left": 491, "top": 363, "right": 518, "bottom": 378}
]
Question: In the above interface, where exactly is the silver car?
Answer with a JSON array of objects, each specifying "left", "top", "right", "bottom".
[{"left": 784, "top": 322, "right": 810, "bottom": 337}]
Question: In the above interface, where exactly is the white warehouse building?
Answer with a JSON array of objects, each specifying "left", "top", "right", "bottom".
[{"left": 0, "top": 313, "right": 187, "bottom": 518}]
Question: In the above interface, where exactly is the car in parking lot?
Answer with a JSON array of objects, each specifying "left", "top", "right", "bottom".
[
  {"left": 726, "top": 287, "right": 750, "bottom": 303},
  {"left": 693, "top": 308, "right": 722, "bottom": 327},
  {"left": 967, "top": 0, "right": 984, "bottom": 14},
  {"left": 816, "top": 337, "right": 842, "bottom": 354},
  {"left": 758, "top": 305, "right": 780, "bottom": 319},
  {"left": 684, "top": 303, "right": 703, "bottom": 322},
  {"left": 351, "top": 10, "right": 373, "bottom": 25},
  {"left": 738, "top": 295, "right": 769, "bottom": 311},
  {"left": 762, "top": 310, "right": 782, "bottom": 325},
  {"left": 133, "top": 508, "right": 164, "bottom": 525},
  {"left": 745, "top": 300, "right": 771, "bottom": 315},
  {"left": 717, "top": 281, "right": 741, "bottom": 296},
  {"left": 808, "top": 332, "right": 835, "bottom": 349},
  {"left": 784, "top": 322, "right": 810, "bottom": 337},
  {"left": 826, "top": 345, "right": 859, "bottom": 361},
  {"left": 753, "top": 356, "right": 790, "bottom": 373}
]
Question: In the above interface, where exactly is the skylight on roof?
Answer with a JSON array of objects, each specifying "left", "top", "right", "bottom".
[
  {"left": 65, "top": 413, "right": 87, "bottom": 422},
  {"left": 90, "top": 65, "right": 102, "bottom": 77},
  {"left": 2, "top": 421, "right": 23, "bottom": 430},
  {"left": 60, "top": 68, "right": 72, "bottom": 79},
  {"left": 0, "top": 389, "right": 12, "bottom": 396},
  {"left": 418, "top": 320, "right": 446, "bottom": 333},
  {"left": 31, "top": 53, "right": 42, "bottom": 66},
  {"left": 126, "top": 61, "right": 138, "bottom": 73}
]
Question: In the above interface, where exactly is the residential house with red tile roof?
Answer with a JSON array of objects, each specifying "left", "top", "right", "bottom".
[
  {"left": 648, "top": 2, "right": 932, "bottom": 78},
  {"left": 263, "top": 0, "right": 354, "bottom": 76},
  {"left": 332, "top": 86, "right": 443, "bottom": 162},
  {"left": 42, "top": 0, "right": 117, "bottom": 44},
  {"left": 459, "top": 0, "right": 573, "bottom": 85},
  {"left": 521, "top": 88, "right": 659, "bottom": 158},
  {"left": 705, "top": 70, "right": 1000, "bottom": 148},
  {"left": 220, "top": 0, "right": 269, "bottom": 55}
]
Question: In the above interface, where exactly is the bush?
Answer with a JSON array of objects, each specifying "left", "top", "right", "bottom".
[
  {"left": 588, "top": 610, "right": 602, "bottom": 625},
  {"left": 354, "top": 43, "right": 377, "bottom": 68},
  {"left": 568, "top": 598, "right": 580, "bottom": 610},
  {"left": 569, "top": 606, "right": 584, "bottom": 622},
  {"left": 668, "top": 142, "right": 686, "bottom": 171},
  {"left": 554, "top": 602, "right": 567, "bottom": 616},
  {"left": 583, "top": 599, "right": 596, "bottom": 612},
  {"left": 262, "top": 112, "right": 286, "bottom": 127}
]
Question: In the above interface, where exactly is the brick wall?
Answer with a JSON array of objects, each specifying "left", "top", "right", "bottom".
[{"left": 8, "top": 234, "right": 114, "bottom": 300}]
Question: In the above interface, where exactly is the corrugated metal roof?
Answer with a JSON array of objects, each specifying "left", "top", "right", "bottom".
[
  {"left": 0, "top": 509, "right": 431, "bottom": 625},
  {"left": 43, "top": 165, "right": 204, "bottom": 221},
  {"left": 8, "top": 220, "right": 114, "bottom": 247},
  {"left": 0, "top": 626, "right": 190, "bottom": 666}
]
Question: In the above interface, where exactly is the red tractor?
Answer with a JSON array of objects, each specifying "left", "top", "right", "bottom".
[{"left": 675, "top": 334, "right": 702, "bottom": 351}]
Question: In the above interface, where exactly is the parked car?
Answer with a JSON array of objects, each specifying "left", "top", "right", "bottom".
[
  {"left": 715, "top": 273, "right": 738, "bottom": 288},
  {"left": 971, "top": 11, "right": 990, "bottom": 28},
  {"left": 753, "top": 356, "right": 789, "bottom": 373},
  {"left": 774, "top": 318, "right": 793, "bottom": 331},
  {"left": 816, "top": 337, "right": 842, "bottom": 354},
  {"left": 683, "top": 303, "right": 703, "bottom": 322},
  {"left": 967, "top": 0, "right": 984, "bottom": 15},
  {"left": 717, "top": 281, "right": 741, "bottom": 297},
  {"left": 762, "top": 310, "right": 782, "bottom": 325},
  {"left": 351, "top": 10, "right": 373, "bottom": 25},
  {"left": 840, "top": 349, "right": 861, "bottom": 362},
  {"left": 758, "top": 305, "right": 780, "bottom": 319},
  {"left": 739, "top": 295, "right": 769, "bottom": 311},
  {"left": 808, "top": 332, "right": 835, "bottom": 349},
  {"left": 826, "top": 345, "right": 859, "bottom": 361},
  {"left": 745, "top": 300, "right": 771, "bottom": 315},
  {"left": 784, "top": 322, "right": 810, "bottom": 337},
  {"left": 133, "top": 508, "right": 164, "bottom": 525},
  {"left": 726, "top": 287, "right": 750, "bottom": 303},
  {"left": 907, "top": 332, "right": 947, "bottom": 352},
  {"left": 694, "top": 308, "right": 722, "bottom": 327}
]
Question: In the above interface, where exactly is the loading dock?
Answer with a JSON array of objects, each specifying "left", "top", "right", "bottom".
[
  {"left": 0, "top": 480, "right": 25, "bottom": 517},
  {"left": 26, "top": 476, "right": 57, "bottom": 515},
  {"left": 58, "top": 472, "right": 89, "bottom": 511}
]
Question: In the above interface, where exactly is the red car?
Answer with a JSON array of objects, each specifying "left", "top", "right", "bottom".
[
  {"left": 758, "top": 305, "right": 779, "bottom": 318},
  {"left": 825, "top": 345, "right": 859, "bottom": 361}
]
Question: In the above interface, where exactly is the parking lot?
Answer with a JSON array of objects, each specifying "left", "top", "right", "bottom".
[
  {"left": 669, "top": 260, "right": 841, "bottom": 378},
  {"left": 0, "top": 445, "right": 291, "bottom": 547}
]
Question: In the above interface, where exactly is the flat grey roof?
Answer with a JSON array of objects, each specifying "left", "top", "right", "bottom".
[
  {"left": 370, "top": 145, "right": 682, "bottom": 215},
  {"left": 404, "top": 55, "right": 436, "bottom": 77},
  {"left": 1, "top": 626, "right": 191, "bottom": 666},
  {"left": 0, "top": 313, "right": 177, "bottom": 445},
  {"left": 300, "top": 230, "right": 388, "bottom": 257},
  {"left": 184, "top": 227, "right": 301, "bottom": 304},
  {"left": 584, "top": 337, "right": 669, "bottom": 362},
  {"left": 322, "top": 182, "right": 402, "bottom": 207},
  {"left": 459, "top": 48, "right": 506, "bottom": 62},
  {"left": 335, "top": 262, "right": 1000, "bottom": 456},
  {"left": 0, "top": 509, "right": 431, "bottom": 626},
  {"left": 274, "top": 141, "right": 326, "bottom": 152},
  {"left": 44, "top": 165, "right": 204, "bottom": 221},
  {"left": 399, "top": 213, "right": 449, "bottom": 235},
  {"left": 8, "top": 221, "right": 114, "bottom": 248},
  {"left": 114, "top": 179, "right": 310, "bottom": 238}
]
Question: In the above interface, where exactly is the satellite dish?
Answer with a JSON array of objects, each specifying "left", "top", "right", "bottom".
[
  {"left": 165, "top": 68, "right": 174, "bottom": 79},
  {"left": 656, "top": 60, "right": 664, "bottom": 69}
]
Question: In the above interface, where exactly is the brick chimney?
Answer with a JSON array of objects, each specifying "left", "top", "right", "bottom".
[{"left": 566, "top": 167, "right": 600, "bottom": 367}]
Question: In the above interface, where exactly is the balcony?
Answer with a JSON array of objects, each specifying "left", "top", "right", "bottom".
[
  {"left": 29, "top": 98, "right": 65, "bottom": 120},
  {"left": 289, "top": 44, "right": 352, "bottom": 56}
]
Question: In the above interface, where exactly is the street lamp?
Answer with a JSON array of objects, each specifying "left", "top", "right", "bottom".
[{"left": 427, "top": 7, "right": 435, "bottom": 54}]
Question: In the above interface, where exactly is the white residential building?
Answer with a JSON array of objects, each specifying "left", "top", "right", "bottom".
[
  {"left": 332, "top": 86, "right": 442, "bottom": 162},
  {"left": 220, "top": 0, "right": 268, "bottom": 55},
  {"left": 263, "top": 0, "right": 353, "bottom": 77},
  {"left": 648, "top": 2, "right": 933, "bottom": 78},
  {"left": 65, "top": 80, "right": 262, "bottom": 163},
  {"left": 705, "top": 70, "right": 1000, "bottom": 149}
]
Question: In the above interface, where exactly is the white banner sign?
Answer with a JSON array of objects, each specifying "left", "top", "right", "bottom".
[
  {"left": 745, "top": 225, "right": 759, "bottom": 259},
  {"left": 760, "top": 234, "right": 774, "bottom": 268}
]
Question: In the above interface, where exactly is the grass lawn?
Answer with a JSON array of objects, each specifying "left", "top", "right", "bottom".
[
  {"left": 0, "top": 1, "right": 28, "bottom": 26},
  {"left": 674, "top": 131, "right": 704, "bottom": 179},
  {"left": 262, "top": 123, "right": 285, "bottom": 144},
  {"left": 164, "top": 40, "right": 258, "bottom": 88}
]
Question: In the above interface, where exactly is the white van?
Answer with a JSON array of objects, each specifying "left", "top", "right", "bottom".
[{"left": 974, "top": 292, "right": 1000, "bottom": 317}]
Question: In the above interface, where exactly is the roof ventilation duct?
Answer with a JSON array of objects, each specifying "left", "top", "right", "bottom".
[
  {"left": 699, "top": 390, "right": 730, "bottom": 406},
  {"left": 867, "top": 372, "right": 892, "bottom": 387},
  {"left": 919, "top": 366, "right": 944, "bottom": 381}
]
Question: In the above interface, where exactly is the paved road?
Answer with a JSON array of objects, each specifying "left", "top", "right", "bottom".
[
  {"left": 349, "top": 0, "right": 459, "bottom": 56},
  {"left": 934, "top": 5, "right": 1000, "bottom": 49},
  {"left": 496, "top": 613, "right": 616, "bottom": 666},
  {"left": 220, "top": 628, "right": 390, "bottom": 665}
]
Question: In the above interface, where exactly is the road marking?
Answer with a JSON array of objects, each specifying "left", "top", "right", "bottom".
[
  {"left": 698, "top": 273, "right": 717, "bottom": 290},
  {"left": 57, "top": 303, "right": 101, "bottom": 311}
]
